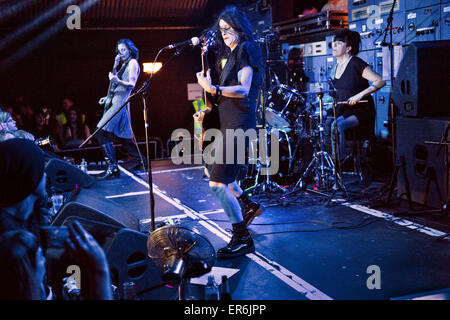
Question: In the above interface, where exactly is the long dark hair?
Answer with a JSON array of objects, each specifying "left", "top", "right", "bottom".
[
  {"left": 210, "top": 6, "right": 257, "bottom": 66},
  {"left": 0, "top": 230, "right": 43, "bottom": 299},
  {"left": 116, "top": 38, "right": 139, "bottom": 60}
]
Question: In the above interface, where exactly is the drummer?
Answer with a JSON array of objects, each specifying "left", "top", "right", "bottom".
[{"left": 329, "top": 29, "right": 386, "bottom": 162}]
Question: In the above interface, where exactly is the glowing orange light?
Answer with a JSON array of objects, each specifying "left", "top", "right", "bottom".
[{"left": 143, "top": 62, "right": 162, "bottom": 74}]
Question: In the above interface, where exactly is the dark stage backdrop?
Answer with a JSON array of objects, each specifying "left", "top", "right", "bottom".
[{"left": 0, "top": 28, "right": 203, "bottom": 150}]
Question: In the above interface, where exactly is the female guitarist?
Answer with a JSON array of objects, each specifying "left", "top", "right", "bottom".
[
  {"left": 96, "top": 39, "right": 145, "bottom": 180},
  {"left": 195, "top": 6, "right": 264, "bottom": 259}
]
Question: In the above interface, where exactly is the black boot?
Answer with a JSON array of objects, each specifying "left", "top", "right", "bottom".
[
  {"left": 217, "top": 222, "right": 255, "bottom": 259},
  {"left": 238, "top": 193, "right": 264, "bottom": 226},
  {"left": 97, "top": 143, "right": 120, "bottom": 180}
]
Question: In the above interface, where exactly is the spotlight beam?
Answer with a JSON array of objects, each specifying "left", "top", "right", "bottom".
[
  {"left": 0, "top": 0, "right": 40, "bottom": 22},
  {"left": 0, "top": 0, "right": 99, "bottom": 72},
  {"left": 0, "top": 0, "right": 77, "bottom": 52}
]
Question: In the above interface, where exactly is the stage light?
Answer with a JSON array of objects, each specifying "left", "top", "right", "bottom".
[{"left": 143, "top": 62, "right": 162, "bottom": 74}]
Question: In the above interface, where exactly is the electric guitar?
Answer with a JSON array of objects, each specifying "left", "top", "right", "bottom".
[{"left": 193, "top": 31, "right": 220, "bottom": 151}]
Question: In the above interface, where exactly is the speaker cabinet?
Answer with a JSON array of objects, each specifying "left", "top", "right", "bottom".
[
  {"left": 396, "top": 116, "right": 450, "bottom": 208},
  {"left": 45, "top": 158, "right": 95, "bottom": 192},
  {"left": 46, "top": 217, "right": 176, "bottom": 300},
  {"left": 392, "top": 40, "right": 450, "bottom": 118},
  {"left": 51, "top": 189, "right": 139, "bottom": 231}
]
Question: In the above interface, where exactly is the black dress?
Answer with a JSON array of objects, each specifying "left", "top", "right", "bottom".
[
  {"left": 332, "top": 56, "right": 375, "bottom": 133},
  {"left": 207, "top": 41, "right": 263, "bottom": 184}
]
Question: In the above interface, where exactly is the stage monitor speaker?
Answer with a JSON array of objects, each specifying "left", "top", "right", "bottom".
[
  {"left": 396, "top": 116, "right": 450, "bottom": 208},
  {"left": 392, "top": 40, "right": 450, "bottom": 118},
  {"left": 46, "top": 217, "right": 176, "bottom": 300},
  {"left": 45, "top": 158, "right": 95, "bottom": 192},
  {"left": 51, "top": 189, "right": 140, "bottom": 231}
]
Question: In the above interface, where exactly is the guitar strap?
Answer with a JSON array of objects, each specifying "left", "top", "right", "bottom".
[
  {"left": 116, "top": 58, "right": 130, "bottom": 80},
  {"left": 107, "top": 58, "right": 131, "bottom": 95}
]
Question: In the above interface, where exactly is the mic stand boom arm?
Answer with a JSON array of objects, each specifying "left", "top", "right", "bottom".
[{"left": 79, "top": 47, "right": 181, "bottom": 232}]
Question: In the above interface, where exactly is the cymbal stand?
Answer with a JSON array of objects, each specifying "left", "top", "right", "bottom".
[
  {"left": 285, "top": 92, "right": 336, "bottom": 196},
  {"left": 325, "top": 94, "right": 348, "bottom": 206}
]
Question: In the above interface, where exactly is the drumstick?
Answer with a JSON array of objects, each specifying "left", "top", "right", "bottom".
[{"left": 337, "top": 100, "right": 368, "bottom": 105}]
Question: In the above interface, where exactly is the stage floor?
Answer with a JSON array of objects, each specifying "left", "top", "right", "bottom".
[{"left": 83, "top": 159, "right": 450, "bottom": 300}]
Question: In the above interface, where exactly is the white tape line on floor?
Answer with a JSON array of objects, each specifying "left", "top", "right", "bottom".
[{"left": 119, "top": 165, "right": 333, "bottom": 300}]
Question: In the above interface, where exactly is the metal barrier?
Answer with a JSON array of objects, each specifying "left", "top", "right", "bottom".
[
  {"left": 56, "top": 137, "right": 165, "bottom": 161},
  {"left": 166, "top": 136, "right": 203, "bottom": 159}
]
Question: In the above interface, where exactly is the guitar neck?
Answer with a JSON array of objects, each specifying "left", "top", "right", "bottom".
[{"left": 201, "top": 50, "right": 213, "bottom": 109}]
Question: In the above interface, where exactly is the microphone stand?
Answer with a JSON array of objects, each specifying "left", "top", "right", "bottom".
[
  {"left": 79, "top": 47, "right": 182, "bottom": 232},
  {"left": 370, "top": 0, "right": 411, "bottom": 209}
]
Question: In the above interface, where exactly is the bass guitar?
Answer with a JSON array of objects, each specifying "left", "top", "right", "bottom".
[{"left": 98, "top": 55, "right": 121, "bottom": 115}]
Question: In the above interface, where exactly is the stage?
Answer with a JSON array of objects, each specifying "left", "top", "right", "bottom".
[{"left": 77, "top": 159, "right": 450, "bottom": 300}]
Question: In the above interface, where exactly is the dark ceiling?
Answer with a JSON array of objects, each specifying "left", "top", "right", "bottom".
[{"left": 0, "top": 0, "right": 261, "bottom": 29}]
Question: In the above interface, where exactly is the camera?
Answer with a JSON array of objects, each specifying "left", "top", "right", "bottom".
[{"left": 40, "top": 226, "right": 70, "bottom": 249}]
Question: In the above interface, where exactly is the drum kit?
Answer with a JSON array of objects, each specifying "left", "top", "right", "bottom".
[{"left": 240, "top": 80, "right": 347, "bottom": 200}]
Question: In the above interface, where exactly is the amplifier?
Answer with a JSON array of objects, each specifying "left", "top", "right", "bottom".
[
  {"left": 374, "top": 81, "right": 391, "bottom": 139},
  {"left": 405, "top": 5, "right": 441, "bottom": 44},
  {"left": 405, "top": 0, "right": 440, "bottom": 11},
  {"left": 274, "top": 10, "right": 348, "bottom": 41},
  {"left": 441, "top": 3, "right": 450, "bottom": 40},
  {"left": 349, "top": 11, "right": 406, "bottom": 51}
]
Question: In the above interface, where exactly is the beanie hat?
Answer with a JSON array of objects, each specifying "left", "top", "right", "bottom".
[{"left": 0, "top": 139, "right": 45, "bottom": 207}]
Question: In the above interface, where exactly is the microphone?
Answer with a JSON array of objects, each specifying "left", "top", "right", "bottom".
[{"left": 163, "top": 37, "right": 200, "bottom": 50}]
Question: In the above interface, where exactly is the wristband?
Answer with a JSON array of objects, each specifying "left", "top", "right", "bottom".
[{"left": 214, "top": 85, "right": 222, "bottom": 97}]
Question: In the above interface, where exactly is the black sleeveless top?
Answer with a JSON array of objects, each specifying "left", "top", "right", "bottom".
[
  {"left": 331, "top": 56, "right": 375, "bottom": 129},
  {"left": 216, "top": 41, "right": 263, "bottom": 131}
]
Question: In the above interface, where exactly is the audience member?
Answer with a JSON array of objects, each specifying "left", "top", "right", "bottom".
[
  {"left": 0, "top": 223, "right": 113, "bottom": 300},
  {"left": 29, "top": 107, "right": 62, "bottom": 151},
  {"left": 0, "top": 230, "right": 47, "bottom": 299},
  {"left": 62, "top": 107, "right": 91, "bottom": 148},
  {"left": 0, "top": 139, "right": 113, "bottom": 300},
  {"left": 0, "top": 139, "right": 48, "bottom": 236},
  {"left": 0, "top": 111, "right": 35, "bottom": 142},
  {"left": 56, "top": 97, "right": 86, "bottom": 128},
  {"left": 14, "top": 96, "right": 34, "bottom": 131}
]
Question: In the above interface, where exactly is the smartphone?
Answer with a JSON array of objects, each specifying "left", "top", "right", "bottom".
[{"left": 40, "top": 226, "right": 70, "bottom": 249}]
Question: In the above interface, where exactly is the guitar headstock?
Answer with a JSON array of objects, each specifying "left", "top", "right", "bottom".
[{"left": 201, "top": 30, "right": 217, "bottom": 54}]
